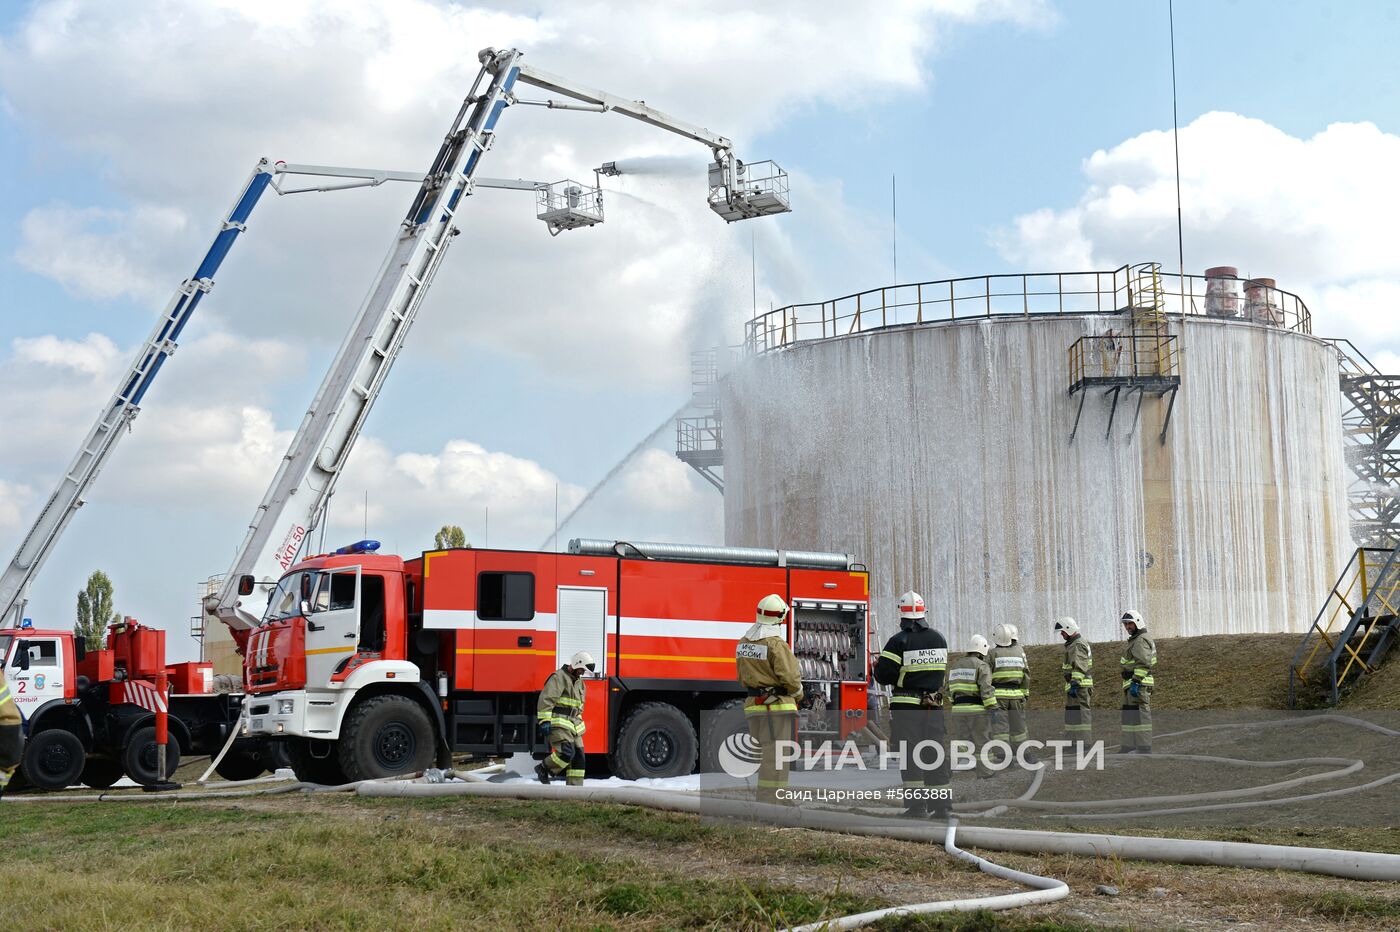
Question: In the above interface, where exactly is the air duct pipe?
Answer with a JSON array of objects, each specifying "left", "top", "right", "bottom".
[{"left": 568, "top": 538, "right": 854, "bottom": 570}]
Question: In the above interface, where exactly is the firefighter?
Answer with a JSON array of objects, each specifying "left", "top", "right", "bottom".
[
  {"left": 0, "top": 666, "right": 21, "bottom": 799},
  {"left": 946, "top": 635, "right": 998, "bottom": 778},
  {"left": 874, "top": 591, "right": 951, "bottom": 819},
  {"left": 1055, "top": 617, "right": 1093, "bottom": 742},
  {"left": 987, "top": 622, "right": 1035, "bottom": 764},
  {"left": 1118, "top": 610, "right": 1157, "bottom": 753},
  {"left": 534, "top": 650, "right": 595, "bottom": 786},
  {"left": 736, "top": 594, "right": 801, "bottom": 804}
]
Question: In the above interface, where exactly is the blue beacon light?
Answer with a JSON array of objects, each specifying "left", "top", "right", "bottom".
[{"left": 335, "top": 540, "right": 381, "bottom": 555}]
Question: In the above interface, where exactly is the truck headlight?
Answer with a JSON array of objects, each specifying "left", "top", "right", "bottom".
[{"left": 277, "top": 699, "right": 294, "bottom": 715}]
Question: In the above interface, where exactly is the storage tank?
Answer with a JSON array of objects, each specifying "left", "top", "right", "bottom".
[{"left": 722, "top": 264, "right": 1350, "bottom": 648}]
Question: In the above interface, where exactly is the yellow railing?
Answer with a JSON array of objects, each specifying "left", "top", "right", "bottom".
[
  {"left": 1289, "top": 546, "right": 1400, "bottom": 706},
  {"left": 745, "top": 262, "right": 1312, "bottom": 353},
  {"left": 1067, "top": 334, "right": 1181, "bottom": 392}
]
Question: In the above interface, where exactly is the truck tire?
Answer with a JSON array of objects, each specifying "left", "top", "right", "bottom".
[
  {"left": 21, "top": 729, "right": 87, "bottom": 790},
  {"left": 337, "top": 695, "right": 435, "bottom": 782},
  {"left": 80, "top": 757, "right": 125, "bottom": 789},
  {"left": 698, "top": 698, "right": 748, "bottom": 774},
  {"left": 214, "top": 750, "right": 268, "bottom": 783},
  {"left": 123, "top": 726, "right": 181, "bottom": 786},
  {"left": 286, "top": 739, "right": 347, "bottom": 786},
  {"left": 610, "top": 701, "right": 698, "bottom": 780}
]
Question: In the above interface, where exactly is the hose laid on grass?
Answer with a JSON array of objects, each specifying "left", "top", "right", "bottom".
[
  {"left": 785, "top": 821, "right": 1069, "bottom": 931},
  {"left": 355, "top": 779, "right": 1400, "bottom": 880}
]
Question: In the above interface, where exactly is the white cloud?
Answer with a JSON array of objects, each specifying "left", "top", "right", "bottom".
[
  {"left": 13, "top": 332, "right": 121, "bottom": 377},
  {"left": 1, "top": 0, "right": 1048, "bottom": 386},
  {"left": 16, "top": 204, "right": 188, "bottom": 301},
  {"left": 995, "top": 111, "right": 1400, "bottom": 351},
  {"left": 0, "top": 480, "right": 33, "bottom": 534}
]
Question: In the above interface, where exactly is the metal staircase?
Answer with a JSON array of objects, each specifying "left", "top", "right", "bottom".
[
  {"left": 675, "top": 349, "right": 725, "bottom": 492},
  {"left": 1068, "top": 262, "right": 1182, "bottom": 443},
  {"left": 1325, "top": 339, "right": 1400, "bottom": 547},
  {"left": 1288, "top": 544, "right": 1400, "bottom": 707}
]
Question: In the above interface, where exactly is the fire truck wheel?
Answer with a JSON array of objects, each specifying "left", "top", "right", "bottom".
[
  {"left": 122, "top": 726, "right": 182, "bottom": 787},
  {"left": 80, "top": 757, "right": 126, "bottom": 789},
  {"left": 286, "top": 739, "right": 348, "bottom": 786},
  {"left": 338, "top": 695, "right": 435, "bottom": 781},
  {"left": 214, "top": 750, "right": 269, "bottom": 783},
  {"left": 698, "top": 698, "right": 748, "bottom": 774},
  {"left": 21, "top": 729, "right": 87, "bottom": 790},
  {"left": 611, "top": 702, "right": 698, "bottom": 780}
]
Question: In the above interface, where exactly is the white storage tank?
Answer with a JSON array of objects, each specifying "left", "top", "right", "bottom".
[{"left": 722, "top": 265, "right": 1350, "bottom": 648}]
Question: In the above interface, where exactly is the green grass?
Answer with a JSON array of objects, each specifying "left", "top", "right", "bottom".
[
  {"left": 3, "top": 798, "right": 891, "bottom": 931},
  {"left": 1296, "top": 891, "right": 1400, "bottom": 921}
]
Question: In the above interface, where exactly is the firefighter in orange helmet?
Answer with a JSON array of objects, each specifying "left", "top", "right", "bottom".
[
  {"left": 736, "top": 594, "right": 801, "bottom": 804},
  {"left": 0, "top": 665, "right": 21, "bottom": 799},
  {"left": 535, "top": 651, "right": 595, "bottom": 786}
]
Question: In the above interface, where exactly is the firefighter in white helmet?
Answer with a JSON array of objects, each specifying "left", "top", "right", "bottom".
[
  {"left": 736, "top": 594, "right": 801, "bottom": 804},
  {"left": 535, "top": 650, "right": 596, "bottom": 786},
  {"left": 1054, "top": 617, "right": 1093, "bottom": 741},
  {"left": 946, "top": 635, "right": 998, "bottom": 778},
  {"left": 873, "top": 591, "right": 951, "bottom": 818},
  {"left": 1118, "top": 610, "right": 1157, "bottom": 753},
  {"left": 988, "top": 622, "right": 1034, "bottom": 764},
  {"left": 0, "top": 665, "right": 21, "bottom": 799}
]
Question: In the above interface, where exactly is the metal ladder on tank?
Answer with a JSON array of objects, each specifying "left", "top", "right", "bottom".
[
  {"left": 1067, "top": 261, "right": 1182, "bottom": 443},
  {"left": 1288, "top": 544, "right": 1400, "bottom": 707},
  {"left": 675, "top": 348, "right": 726, "bottom": 492},
  {"left": 1323, "top": 339, "right": 1400, "bottom": 548}
]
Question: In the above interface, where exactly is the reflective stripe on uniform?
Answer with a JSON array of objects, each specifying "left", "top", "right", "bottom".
[
  {"left": 0, "top": 685, "right": 10, "bottom": 706},
  {"left": 888, "top": 695, "right": 924, "bottom": 706},
  {"left": 880, "top": 650, "right": 902, "bottom": 664}
]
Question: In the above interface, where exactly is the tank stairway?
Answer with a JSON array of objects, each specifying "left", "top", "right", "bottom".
[
  {"left": 1325, "top": 339, "right": 1400, "bottom": 547},
  {"left": 675, "top": 348, "right": 726, "bottom": 492},
  {"left": 1067, "top": 262, "right": 1182, "bottom": 443},
  {"left": 1288, "top": 543, "right": 1400, "bottom": 707}
]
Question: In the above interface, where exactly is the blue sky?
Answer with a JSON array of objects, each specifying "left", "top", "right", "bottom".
[{"left": 1, "top": 0, "right": 1398, "bottom": 659}]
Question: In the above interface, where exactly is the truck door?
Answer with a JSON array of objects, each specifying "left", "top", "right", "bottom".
[
  {"left": 305, "top": 566, "right": 360, "bottom": 686},
  {"left": 6, "top": 636, "right": 66, "bottom": 721}
]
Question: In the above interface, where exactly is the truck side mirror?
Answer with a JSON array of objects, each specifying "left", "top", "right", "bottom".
[{"left": 238, "top": 575, "right": 255, "bottom": 596}]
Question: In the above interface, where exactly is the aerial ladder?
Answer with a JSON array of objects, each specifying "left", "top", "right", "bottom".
[
  {"left": 206, "top": 46, "right": 790, "bottom": 637},
  {"left": 2, "top": 46, "right": 787, "bottom": 635}
]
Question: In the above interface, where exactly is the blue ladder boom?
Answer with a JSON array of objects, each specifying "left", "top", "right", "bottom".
[{"left": 0, "top": 160, "right": 275, "bottom": 627}]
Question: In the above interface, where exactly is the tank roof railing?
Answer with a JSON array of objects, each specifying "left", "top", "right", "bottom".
[{"left": 743, "top": 262, "right": 1312, "bottom": 353}]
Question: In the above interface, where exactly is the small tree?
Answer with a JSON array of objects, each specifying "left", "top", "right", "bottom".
[
  {"left": 434, "top": 525, "right": 467, "bottom": 549},
  {"left": 76, "top": 570, "right": 120, "bottom": 650}
]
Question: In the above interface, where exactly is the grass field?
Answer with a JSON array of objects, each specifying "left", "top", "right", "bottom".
[
  {"left": 5, "top": 629, "right": 1395, "bottom": 930},
  {"left": 5, "top": 793, "right": 1399, "bottom": 931}
]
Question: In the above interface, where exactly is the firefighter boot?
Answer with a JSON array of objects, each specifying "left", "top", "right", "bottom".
[
  {"left": 901, "top": 798, "right": 928, "bottom": 819},
  {"left": 534, "top": 762, "right": 552, "bottom": 785}
]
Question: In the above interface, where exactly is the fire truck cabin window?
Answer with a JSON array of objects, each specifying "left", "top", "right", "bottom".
[
  {"left": 328, "top": 571, "right": 357, "bottom": 612},
  {"left": 359, "top": 575, "right": 386, "bottom": 651},
  {"left": 478, "top": 572, "right": 535, "bottom": 621},
  {"left": 26, "top": 639, "right": 58, "bottom": 667}
]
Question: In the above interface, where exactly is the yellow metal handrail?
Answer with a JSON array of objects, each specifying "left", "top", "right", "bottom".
[
  {"left": 1289, "top": 546, "right": 1400, "bottom": 705},
  {"left": 745, "top": 262, "right": 1313, "bottom": 353}
]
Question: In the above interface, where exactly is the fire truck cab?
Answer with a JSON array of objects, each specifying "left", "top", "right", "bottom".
[{"left": 242, "top": 539, "right": 872, "bottom": 784}]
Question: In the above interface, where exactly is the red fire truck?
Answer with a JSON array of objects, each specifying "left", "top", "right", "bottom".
[
  {"left": 2, "top": 618, "right": 271, "bottom": 790},
  {"left": 240, "top": 538, "right": 871, "bottom": 783}
]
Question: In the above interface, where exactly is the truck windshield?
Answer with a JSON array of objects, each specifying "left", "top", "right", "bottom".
[{"left": 262, "top": 573, "right": 306, "bottom": 623}]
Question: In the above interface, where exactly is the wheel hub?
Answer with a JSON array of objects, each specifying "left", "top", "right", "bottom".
[
  {"left": 373, "top": 722, "right": 415, "bottom": 769},
  {"left": 40, "top": 742, "right": 75, "bottom": 776},
  {"left": 640, "top": 728, "right": 675, "bottom": 771}
]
